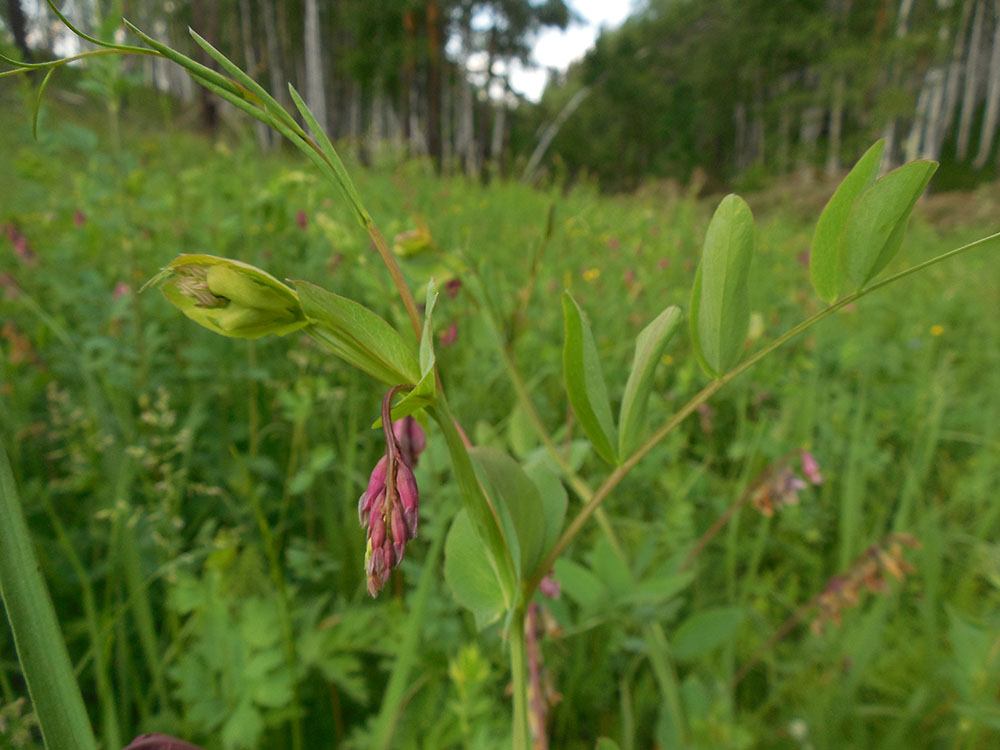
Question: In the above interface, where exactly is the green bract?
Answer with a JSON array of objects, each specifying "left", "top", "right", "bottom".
[{"left": 155, "top": 254, "right": 307, "bottom": 339}]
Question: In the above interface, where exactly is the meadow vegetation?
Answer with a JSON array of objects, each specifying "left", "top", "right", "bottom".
[{"left": 1, "top": 73, "right": 999, "bottom": 750}]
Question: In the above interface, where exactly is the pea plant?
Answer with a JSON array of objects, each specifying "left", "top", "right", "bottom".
[{"left": 1, "top": 7, "right": 998, "bottom": 750}]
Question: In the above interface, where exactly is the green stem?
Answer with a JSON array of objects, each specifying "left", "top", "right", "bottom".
[
  {"left": 509, "top": 608, "right": 530, "bottom": 750},
  {"left": 246, "top": 481, "right": 303, "bottom": 750},
  {"left": 527, "top": 232, "right": 1000, "bottom": 594},
  {"left": 371, "top": 515, "right": 448, "bottom": 749},
  {"left": 431, "top": 392, "right": 516, "bottom": 605},
  {"left": 0, "top": 440, "right": 98, "bottom": 750},
  {"left": 39, "top": 494, "right": 121, "bottom": 749}
]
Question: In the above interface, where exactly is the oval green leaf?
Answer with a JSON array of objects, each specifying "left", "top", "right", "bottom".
[
  {"left": 671, "top": 606, "right": 744, "bottom": 662},
  {"left": 618, "top": 305, "right": 682, "bottom": 457},
  {"left": 444, "top": 509, "right": 506, "bottom": 630},
  {"left": 810, "top": 139, "right": 885, "bottom": 303},
  {"left": 689, "top": 194, "right": 755, "bottom": 377},
  {"left": 470, "top": 447, "right": 547, "bottom": 579},
  {"left": 562, "top": 293, "right": 618, "bottom": 464},
  {"left": 294, "top": 281, "right": 420, "bottom": 385},
  {"left": 842, "top": 159, "right": 938, "bottom": 290}
]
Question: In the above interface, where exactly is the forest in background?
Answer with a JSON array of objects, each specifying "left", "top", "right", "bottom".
[{"left": 4, "top": 0, "right": 1000, "bottom": 190}]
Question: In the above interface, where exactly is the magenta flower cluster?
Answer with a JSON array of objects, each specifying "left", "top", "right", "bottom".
[{"left": 358, "top": 404, "right": 426, "bottom": 597}]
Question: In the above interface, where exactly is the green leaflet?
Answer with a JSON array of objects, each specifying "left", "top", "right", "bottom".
[
  {"left": 618, "top": 305, "right": 682, "bottom": 457},
  {"left": 0, "top": 440, "right": 98, "bottom": 750},
  {"left": 843, "top": 159, "right": 938, "bottom": 290},
  {"left": 562, "top": 292, "right": 618, "bottom": 464},
  {"left": 523, "top": 460, "right": 568, "bottom": 576},
  {"left": 670, "top": 606, "right": 744, "bottom": 662},
  {"left": 470, "top": 447, "right": 544, "bottom": 580},
  {"left": 294, "top": 281, "right": 420, "bottom": 386},
  {"left": 376, "top": 280, "right": 439, "bottom": 424},
  {"left": 444, "top": 509, "right": 506, "bottom": 630},
  {"left": 689, "top": 194, "right": 755, "bottom": 377},
  {"left": 810, "top": 139, "right": 886, "bottom": 302}
]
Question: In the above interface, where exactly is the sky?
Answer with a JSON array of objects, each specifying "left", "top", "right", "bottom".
[{"left": 506, "top": 1, "right": 640, "bottom": 102}]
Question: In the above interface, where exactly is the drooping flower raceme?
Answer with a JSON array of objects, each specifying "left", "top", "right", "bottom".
[{"left": 358, "top": 393, "right": 426, "bottom": 597}]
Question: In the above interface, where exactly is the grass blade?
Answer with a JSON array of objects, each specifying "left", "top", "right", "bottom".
[{"left": 0, "top": 439, "right": 98, "bottom": 750}]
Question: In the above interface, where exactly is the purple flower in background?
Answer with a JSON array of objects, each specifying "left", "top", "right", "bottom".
[
  {"left": 295, "top": 209, "right": 308, "bottom": 230},
  {"left": 800, "top": 450, "right": 823, "bottom": 485},
  {"left": 123, "top": 734, "right": 205, "bottom": 750}
]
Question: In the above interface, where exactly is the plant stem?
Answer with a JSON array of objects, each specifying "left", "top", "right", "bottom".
[
  {"left": 246, "top": 480, "right": 303, "bottom": 750},
  {"left": 527, "top": 232, "right": 1000, "bottom": 594},
  {"left": 509, "top": 607, "right": 530, "bottom": 750},
  {"left": 371, "top": 514, "right": 448, "bottom": 749},
  {"left": 0, "top": 439, "right": 98, "bottom": 750}
]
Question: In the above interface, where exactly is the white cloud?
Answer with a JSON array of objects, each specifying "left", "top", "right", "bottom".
[{"left": 508, "top": 0, "right": 640, "bottom": 101}]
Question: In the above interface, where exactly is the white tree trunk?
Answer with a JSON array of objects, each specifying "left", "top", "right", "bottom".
[
  {"left": 934, "top": 0, "right": 974, "bottom": 156},
  {"left": 973, "top": 0, "right": 1000, "bottom": 167},
  {"left": 522, "top": 83, "right": 593, "bottom": 183},
  {"left": 303, "top": 0, "right": 328, "bottom": 134},
  {"left": 238, "top": 0, "right": 270, "bottom": 150},
  {"left": 882, "top": 0, "right": 917, "bottom": 171},
  {"left": 904, "top": 77, "right": 933, "bottom": 162},
  {"left": 489, "top": 100, "right": 507, "bottom": 174},
  {"left": 957, "top": 0, "right": 986, "bottom": 159},
  {"left": 826, "top": 75, "right": 846, "bottom": 174},
  {"left": 262, "top": 0, "right": 286, "bottom": 146}
]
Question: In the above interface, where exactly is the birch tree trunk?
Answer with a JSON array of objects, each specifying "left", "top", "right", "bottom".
[
  {"left": 262, "top": 0, "right": 286, "bottom": 145},
  {"left": 934, "top": 0, "right": 974, "bottom": 156},
  {"left": 488, "top": 97, "right": 507, "bottom": 178},
  {"left": 303, "top": 0, "right": 328, "bottom": 135},
  {"left": 238, "top": 0, "right": 270, "bottom": 150},
  {"left": 972, "top": 0, "right": 1000, "bottom": 167},
  {"left": 826, "top": 75, "right": 846, "bottom": 174},
  {"left": 957, "top": 0, "right": 986, "bottom": 158},
  {"left": 522, "top": 83, "right": 594, "bottom": 183},
  {"left": 427, "top": 1, "right": 444, "bottom": 170},
  {"left": 881, "top": 0, "right": 916, "bottom": 171}
]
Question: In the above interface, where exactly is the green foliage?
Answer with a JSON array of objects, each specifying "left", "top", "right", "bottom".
[
  {"left": 0, "top": 74, "right": 998, "bottom": 750},
  {"left": 618, "top": 306, "right": 682, "bottom": 457},
  {"left": 689, "top": 195, "right": 755, "bottom": 378},
  {"left": 562, "top": 292, "right": 618, "bottom": 464},
  {"left": 811, "top": 140, "right": 886, "bottom": 302}
]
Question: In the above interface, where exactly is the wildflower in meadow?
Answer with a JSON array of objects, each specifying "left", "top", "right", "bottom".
[
  {"left": 811, "top": 534, "right": 919, "bottom": 633},
  {"left": 358, "top": 392, "right": 425, "bottom": 597},
  {"left": 444, "top": 277, "right": 462, "bottom": 299},
  {"left": 0, "top": 272, "right": 21, "bottom": 300},
  {"left": 3, "top": 222, "right": 36, "bottom": 266},
  {"left": 751, "top": 465, "right": 807, "bottom": 516},
  {"left": 800, "top": 450, "right": 823, "bottom": 485},
  {"left": 440, "top": 321, "right": 458, "bottom": 347},
  {"left": 73, "top": 209, "right": 86, "bottom": 227},
  {"left": 124, "top": 733, "right": 205, "bottom": 750},
  {"left": 295, "top": 209, "right": 308, "bottom": 230}
]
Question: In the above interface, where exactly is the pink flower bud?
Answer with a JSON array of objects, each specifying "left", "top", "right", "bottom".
[
  {"left": 440, "top": 322, "right": 458, "bottom": 347},
  {"left": 801, "top": 450, "right": 823, "bottom": 485},
  {"left": 392, "top": 417, "right": 426, "bottom": 466},
  {"left": 390, "top": 503, "right": 408, "bottom": 562},
  {"left": 538, "top": 574, "right": 561, "bottom": 599}
]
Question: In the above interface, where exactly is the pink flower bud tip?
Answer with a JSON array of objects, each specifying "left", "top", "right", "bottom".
[
  {"left": 392, "top": 417, "right": 427, "bottom": 466},
  {"left": 801, "top": 450, "right": 823, "bottom": 485}
]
